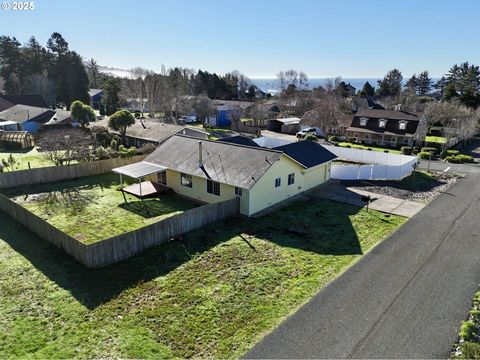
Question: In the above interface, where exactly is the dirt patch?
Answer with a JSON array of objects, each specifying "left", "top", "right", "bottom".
[{"left": 340, "top": 171, "right": 460, "bottom": 202}]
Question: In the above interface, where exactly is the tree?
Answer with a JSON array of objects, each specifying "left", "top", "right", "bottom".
[
  {"left": 0, "top": 36, "right": 22, "bottom": 94},
  {"left": 361, "top": 81, "right": 375, "bottom": 96},
  {"left": 70, "top": 100, "right": 95, "bottom": 127},
  {"left": 308, "top": 92, "right": 349, "bottom": 135},
  {"left": 193, "top": 96, "right": 215, "bottom": 124},
  {"left": 417, "top": 71, "right": 432, "bottom": 96},
  {"left": 86, "top": 58, "right": 101, "bottom": 89},
  {"left": 108, "top": 109, "right": 135, "bottom": 144},
  {"left": 404, "top": 74, "right": 418, "bottom": 94},
  {"left": 102, "top": 77, "right": 121, "bottom": 115},
  {"left": 377, "top": 69, "right": 403, "bottom": 97},
  {"left": 227, "top": 106, "right": 243, "bottom": 130},
  {"left": 35, "top": 126, "right": 96, "bottom": 166},
  {"left": 120, "top": 67, "right": 151, "bottom": 116}
]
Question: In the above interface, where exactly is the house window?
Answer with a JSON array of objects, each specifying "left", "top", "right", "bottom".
[
  {"left": 157, "top": 171, "right": 167, "bottom": 185},
  {"left": 235, "top": 187, "right": 242, "bottom": 196},
  {"left": 288, "top": 173, "right": 295, "bottom": 185},
  {"left": 180, "top": 173, "right": 192, "bottom": 188},
  {"left": 399, "top": 121, "right": 407, "bottom": 130},
  {"left": 275, "top": 177, "right": 281, "bottom": 188},
  {"left": 403, "top": 137, "right": 409, "bottom": 144},
  {"left": 359, "top": 117, "right": 368, "bottom": 126},
  {"left": 378, "top": 119, "right": 386, "bottom": 128},
  {"left": 364, "top": 133, "right": 370, "bottom": 139},
  {"left": 207, "top": 180, "right": 220, "bottom": 196}
]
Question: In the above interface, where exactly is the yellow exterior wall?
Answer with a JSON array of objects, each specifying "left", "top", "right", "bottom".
[
  {"left": 156, "top": 156, "right": 332, "bottom": 216},
  {"left": 164, "top": 169, "right": 250, "bottom": 215}
]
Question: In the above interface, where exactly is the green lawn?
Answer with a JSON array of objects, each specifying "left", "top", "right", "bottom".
[
  {"left": 338, "top": 142, "right": 402, "bottom": 154},
  {"left": 426, "top": 136, "right": 448, "bottom": 144},
  {"left": 0, "top": 147, "right": 53, "bottom": 171},
  {"left": 0, "top": 198, "right": 405, "bottom": 359},
  {"left": 4, "top": 173, "right": 198, "bottom": 244}
]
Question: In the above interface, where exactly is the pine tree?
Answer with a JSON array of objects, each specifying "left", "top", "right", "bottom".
[
  {"left": 416, "top": 71, "right": 432, "bottom": 96},
  {"left": 377, "top": 69, "right": 403, "bottom": 97},
  {"left": 86, "top": 58, "right": 101, "bottom": 89},
  {"left": 361, "top": 81, "right": 375, "bottom": 96}
]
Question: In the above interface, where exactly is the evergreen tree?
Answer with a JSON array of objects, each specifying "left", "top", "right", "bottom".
[
  {"left": 377, "top": 69, "right": 403, "bottom": 97},
  {"left": 405, "top": 74, "right": 418, "bottom": 94},
  {"left": 0, "top": 36, "right": 22, "bottom": 94},
  {"left": 416, "top": 71, "right": 432, "bottom": 96},
  {"left": 86, "top": 58, "right": 101, "bottom": 89},
  {"left": 102, "top": 77, "right": 120, "bottom": 115}
]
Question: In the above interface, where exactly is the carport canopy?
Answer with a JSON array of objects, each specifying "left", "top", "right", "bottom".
[{"left": 112, "top": 161, "right": 167, "bottom": 179}]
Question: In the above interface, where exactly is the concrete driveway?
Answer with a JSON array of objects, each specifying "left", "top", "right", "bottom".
[
  {"left": 246, "top": 163, "right": 480, "bottom": 359},
  {"left": 311, "top": 182, "right": 425, "bottom": 218}
]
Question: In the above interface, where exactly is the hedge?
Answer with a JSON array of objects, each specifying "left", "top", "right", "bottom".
[
  {"left": 442, "top": 149, "right": 460, "bottom": 158},
  {"left": 401, "top": 146, "right": 413, "bottom": 155},
  {"left": 444, "top": 154, "right": 475, "bottom": 163},
  {"left": 419, "top": 151, "right": 433, "bottom": 159},
  {"left": 421, "top": 147, "right": 438, "bottom": 155}
]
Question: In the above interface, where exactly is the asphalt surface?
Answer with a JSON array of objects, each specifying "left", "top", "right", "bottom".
[{"left": 246, "top": 162, "right": 480, "bottom": 359}]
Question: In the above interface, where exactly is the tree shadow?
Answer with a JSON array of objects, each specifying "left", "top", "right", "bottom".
[{"left": 0, "top": 198, "right": 365, "bottom": 310}]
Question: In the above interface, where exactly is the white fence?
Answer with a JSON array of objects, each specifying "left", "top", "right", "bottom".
[{"left": 323, "top": 145, "right": 418, "bottom": 181}]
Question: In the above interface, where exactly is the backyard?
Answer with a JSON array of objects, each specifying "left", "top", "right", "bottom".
[
  {"left": 0, "top": 147, "right": 53, "bottom": 171},
  {"left": 0, "top": 198, "right": 405, "bottom": 359},
  {"left": 2, "top": 173, "right": 199, "bottom": 244}
]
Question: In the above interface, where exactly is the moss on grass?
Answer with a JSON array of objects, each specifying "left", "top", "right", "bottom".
[{"left": 0, "top": 198, "right": 405, "bottom": 358}]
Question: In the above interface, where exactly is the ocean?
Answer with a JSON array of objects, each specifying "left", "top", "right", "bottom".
[{"left": 251, "top": 78, "right": 381, "bottom": 95}]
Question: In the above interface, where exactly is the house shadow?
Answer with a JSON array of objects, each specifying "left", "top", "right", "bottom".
[{"left": 0, "top": 198, "right": 364, "bottom": 310}]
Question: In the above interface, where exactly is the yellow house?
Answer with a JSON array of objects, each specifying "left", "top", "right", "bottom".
[{"left": 114, "top": 135, "right": 336, "bottom": 216}]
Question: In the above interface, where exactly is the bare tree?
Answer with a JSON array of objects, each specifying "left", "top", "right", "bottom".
[
  {"left": 307, "top": 92, "right": 349, "bottom": 135},
  {"left": 227, "top": 106, "right": 243, "bottom": 130},
  {"left": 120, "top": 67, "right": 152, "bottom": 116},
  {"left": 194, "top": 96, "right": 215, "bottom": 124},
  {"left": 35, "top": 126, "right": 96, "bottom": 166},
  {"left": 24, "top": 73, "right": 55, "bottom": 105}
]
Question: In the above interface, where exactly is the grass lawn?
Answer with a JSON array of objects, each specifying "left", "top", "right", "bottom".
[
  {"left": 338, "top": 142, "right": 402, "bottom": 154},
  {"left": 0, "top": 198, "right": 405, "bottom": 359},
  {"left": 397, "top": 170, "right": 436, "bottom": 191},
  {"left": 0, "top": 147, "right": 53, "bottom": 171},
  {"left": 426, "top": 136, "right": 448, "bottom": 144},
  {"left": 3, "top": 173, "right": 198, "bottom": 244}
]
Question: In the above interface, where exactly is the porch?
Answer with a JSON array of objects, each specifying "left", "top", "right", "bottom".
[{"left": 345, "top": 131, "right": 412, "bottom": 147}]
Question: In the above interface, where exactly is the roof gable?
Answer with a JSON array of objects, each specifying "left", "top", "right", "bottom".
[{"left": 274, "top": 141, "right": 337, "bottom": 168}]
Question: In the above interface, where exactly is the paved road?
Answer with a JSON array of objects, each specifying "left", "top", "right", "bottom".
[{"left": 246, "top": 163, "right": 480, "bottom": 359}]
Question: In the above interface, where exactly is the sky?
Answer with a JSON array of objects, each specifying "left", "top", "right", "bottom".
[{"left": 0, "top": 0, "right": 479, "bottom": 78}]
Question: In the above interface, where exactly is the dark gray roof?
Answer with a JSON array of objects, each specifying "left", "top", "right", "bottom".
[
  {"left": 218, "top": 135, "right": 260, "bottom": 147},
  {"left": 274, "top": 141, "right": 337, "bottom": 168},
  {"left": 0, "top": 104, "right": 55, "bottom": 124},
  {"left": 0, "top": 94, "right": 49, "bottom": 108},
  {"left": 145, "top": 135, "right": 282, "bottom": 189},
  {"left": 93, "top": 119, "right": 208, "bottom": 143}
]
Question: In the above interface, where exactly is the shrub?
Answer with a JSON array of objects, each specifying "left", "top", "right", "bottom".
[
  {"left": 412, "top": 149, "right": 419, "bottom": 155},
  {"left": 95, "top": 146, "right": 110, "bottom": 160},
  {"left": 419, "top": 151, "right": 433, "bottom": 159},
  {"left": 460, "top": 320, "right": 477, "bottom": 342},
  {"left": 401, "top": 146, "right": 413, "bottom": 155},
  {"left": 367, "top": 148, "right": 372, "bottom": 151},
  {"left": 384, "top": 150, "right": 389, "bottom": 153},
  {"left": 345, "top": 145, "right": 351, "bottom": 148},
  {"left": 110, "top": 138, "right": 118, "bottom": 151},
  {"left": 328, "top": 135, "right": 338, "bottom": 142},
  {"left": 421, "top": 147, "right": 437, "bottom": 155},
  {"left": 455, "top": 154, "right": 474, "bottom": 163},
  {"left": 442, "top": 149, "right": 460, "bottom": 158},
  {"left": 118, "top": 144, "right": 126, "bottom": 152},
  {"left": 305, "top": 134, "right": 317, "bottom": 141},
  {"left": 134, "top": 111, "right": 141, "bottom": 119},
  {"left": 460, "top": 342, "right": 480, "bottom": 359},
  {"left": 127, "top": 146, "right": 137, "bottom": 156}
]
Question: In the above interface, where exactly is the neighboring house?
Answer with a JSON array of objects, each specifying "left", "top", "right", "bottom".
[
  {"left": 218, "top": 135, "right": 260, "bottom": 147},
  {"left": 0, "top": 104, "right": 55, "bottom": 133},
  {"left": 93, "top": 118, "right": 208, "bottom": 147},
  {"left": 114, "top": 135, "right": 336, "bottom": 216},
  {"left": 0, "top": 94, "right": 49, "bottom": 111},
  {"left": 207, "top": 100, "right": 252, "bottom": 127},
  {"left": 266, "top": 117, "right": 301, "bottom": 134},
  {"left": 345, "top": 83, "right": 356, "bottom": 97},
  {"left": 44, "top": 109, "right": 74, "bottom": 126},
  {"left": 351, "top": 96, "right": 385, "bottom": 113},
  {"left": 88, "top": 89, "right": 103, "bottom": 110},
  {"left": 345, "top": 109, "right": 428, "bottom": 147}
]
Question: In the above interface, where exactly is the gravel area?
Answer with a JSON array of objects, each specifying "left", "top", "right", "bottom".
[{"left": 340, "top": 171, "right": 460, "bottom": 202}]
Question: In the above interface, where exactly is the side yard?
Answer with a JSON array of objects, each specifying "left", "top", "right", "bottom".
[
  {"left": 2, "top": 173, "right": 199, "bottom": 244},
  {"left": 0, "top": 198, "right": 405, "bottom": 359}
]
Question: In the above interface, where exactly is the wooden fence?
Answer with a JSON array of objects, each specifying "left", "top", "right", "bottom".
[
  {"left": 84, "top": 197, "right": 240, "bottom": 267},
  {"left": 0, "top": 155, "right": 146, "bottom": 189},
  {"left": 0, "top": 192, "right": 89, "bottom": 264},
  {"left": 0, "top": 193, "right": 239, "bottom": 268}
]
